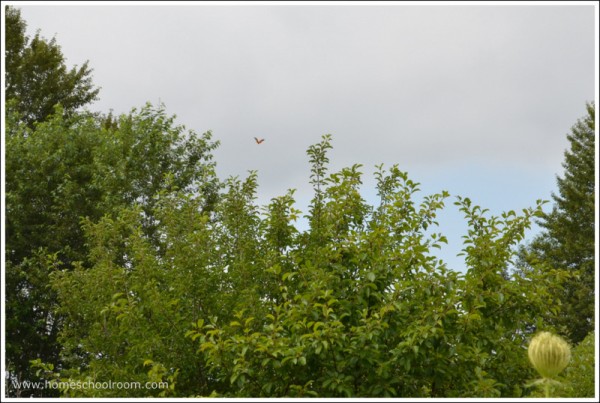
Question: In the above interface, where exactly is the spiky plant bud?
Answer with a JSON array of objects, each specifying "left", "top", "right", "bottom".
[{"left": 528, "top": 331, "right": 571, "bottom": 379}]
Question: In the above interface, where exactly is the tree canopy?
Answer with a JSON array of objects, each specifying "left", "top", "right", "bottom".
[
  {"left": 4, "top": 5, "right": 100, "bottom": 127},
  {"left": 3, "top": 7, "right": 595, "bottom": 399},
  {"left": 4, "top": 102, "right": 219, "bottom": 397},
  {"left": 15, "top": 133, "right": 573, "bottom": 397},
  {"left": 518, "top": 103, "right": 595, "bottom": 344}
]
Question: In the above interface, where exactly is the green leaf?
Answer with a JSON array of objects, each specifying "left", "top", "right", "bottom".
[{"left": 469, "top": 313, "right": 482, "bottom": 321}]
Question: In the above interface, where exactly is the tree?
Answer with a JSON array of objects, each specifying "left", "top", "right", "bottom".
[
  {"left": 37, "top": 136, "right": 564, "bottom": 397},
  {"left": 518, "top": 103, "right": 595, "bottom": 344},
  {"left": 4, "top": 102, "right": 220, "bottom": 397},
  {"left": 187, "top": 136, "right": 562, "bottom": 397},
  {"left": 44, "top": 173, "right": 265, "bottom": 397},
  {"left": 4, "top": 9, "right": 220, "bottom": 397},
  {"left": 564, "top": 331, "right": 595, "bottom": 397},
  {"left": 4, "top": 5, "right": 100, "bottom": 127}
]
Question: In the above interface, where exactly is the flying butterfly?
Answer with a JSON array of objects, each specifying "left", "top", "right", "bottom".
[{"left": 254, "top": 137, "right": 265, "bottom": 144}]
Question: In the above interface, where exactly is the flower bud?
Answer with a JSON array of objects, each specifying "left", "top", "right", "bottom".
[{"left": 528, "top": 331, "right": 571, "bottom": 378}]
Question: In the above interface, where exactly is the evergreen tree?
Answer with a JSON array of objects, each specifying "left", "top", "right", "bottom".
[
  {"left": 519, "top": 103, "right": 595, "bottom": 343},
  {"left": 4, "top": 5, "right": 100, "bottom": 127}
]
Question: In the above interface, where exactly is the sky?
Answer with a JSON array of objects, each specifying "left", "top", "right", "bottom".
[{"left": 11, "top": 1, "right": 597, "bottom": 273}]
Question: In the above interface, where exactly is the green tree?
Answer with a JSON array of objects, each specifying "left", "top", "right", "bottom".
[
  {"left": 186, "top": 136, "right": 563, "bottom": 397},
  {"left": 518, "top": 103, "right": 595, "bottom": 344},
  {"left": 5, "top": 105, "right": 103, "bottom": 397},
  {"left": 4, "top": 102, "right": 220, "bottom": 397},
  {"left": 564, "top": 331, "right": 595, "bottom": 397},
  {"left": 17, "top": 135, "right": 567, "bottom": 397},
  {"left": 43, "top": 172, "right": 264, "bottom": 397},
  {"left": 4, "top": 5, "right": 100, "bottom": 127}
]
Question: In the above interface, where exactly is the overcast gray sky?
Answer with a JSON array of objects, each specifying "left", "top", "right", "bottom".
[{"left": 13, "top": 2, "right": 597, "bottom": 272}]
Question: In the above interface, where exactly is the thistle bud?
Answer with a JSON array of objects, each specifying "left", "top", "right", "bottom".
[{"left": 528, "top": 331, "right": 571, "bottom": 379}]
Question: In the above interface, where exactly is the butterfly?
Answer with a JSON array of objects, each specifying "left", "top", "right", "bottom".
[{"left": 254, "top": 137, "right": 265, "bottom": 144}]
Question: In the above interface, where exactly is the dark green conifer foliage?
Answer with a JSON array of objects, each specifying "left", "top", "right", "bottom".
[{"left": 519, "top": 103, "right": 595, "bottom": 344}]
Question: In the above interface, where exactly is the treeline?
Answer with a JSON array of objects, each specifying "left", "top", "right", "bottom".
[{"left": 3, "top": 6, "right": 595, "bottom": 398}]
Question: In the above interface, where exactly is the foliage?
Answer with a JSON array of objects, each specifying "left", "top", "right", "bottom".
[
  {"left": 5, "top": 104, "right": 103, "bottom": 397},
  {"left": 5, "top": 6, "right": 588, "bottom": 398},
  {"left": 4, "top": 101, "right": 219, "bottom": 397},
  {"left": 38, "top": 134, "right": 567, "bottom": 397},
  {"left": 4, "top": 253, "right": 62, "bottom": 397},
  {"left": 4, "top": 5, "right": 100, "bottom": 127},
  {"left": 44, "top": 174, "right": 269, "bottom": 396},
  {"left": 517, "top": 103, "right": 595, "bottom": 344},
  {"left": 564, "top": 331, "right": 596, "bottom": 397}
]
